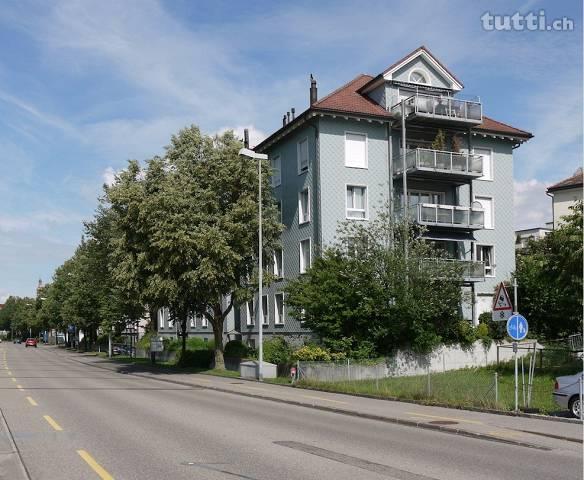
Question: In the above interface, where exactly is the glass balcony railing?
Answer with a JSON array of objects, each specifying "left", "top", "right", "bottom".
[
  {"left": 395, "top": 148, "right": 483, "bottom": 177},
  {"left": 409, "top": 203, "right": 484, "bottom": 230},
  {"left": 391, "top": 94, "right": 482, "bottom": 124},
  {"left": 421, "top": 258, "right": 485, "bottom": 282}
]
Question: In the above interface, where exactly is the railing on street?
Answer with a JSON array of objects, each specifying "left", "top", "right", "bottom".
[{"left": 421, "top": 258, "right": 485, "bottom": 281}]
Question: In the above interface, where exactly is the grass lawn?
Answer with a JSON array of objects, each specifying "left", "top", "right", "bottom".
[{"left": 296, "top": 356, "right": 581, "bottom": 413}]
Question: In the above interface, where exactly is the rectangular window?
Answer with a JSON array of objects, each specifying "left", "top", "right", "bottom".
[
  {"left": 273, "top": 248, "right": 284, "bottom": 278},
  {"left": 158, "top": 309, "right": 164, "bottom": 330},
  {"left": 475, "top": 196, "right": 494, "bottom": 229},
  {"left": 297, "top": 138, "right": 309, "bottom": 174},
  {"left": 271, "top": 155, "right": 281, "bottom": 187},
  {"left": 247, "top": 339, "right": 256, "bottom": 349},
  {"left": 476, "top": 245, "right": 495, "bottom": 276},
  {"left": 246, "top": 300, "right": 255, "bottom": 326},
  {"left": 261, "top": 296, "right": 269, "bottom": 325},
  {"left": 275, "top": 293, "right": 285, "bottom": 325},
  {"left": 189, "top": 315, "right": 195, "bottom": 328},
  {"left": 407, "top": 190, "right": 445, "bottom": 206},
  {"left": 201, "top": 316, "right": 208, "bottom": 328},
  {"left": 300, "top": 239, "right": 311, "bottom": 273},
  {"left": 345, "top": 132, "right": 367, "bottom": 168},
  {"left": 475, "top": 148, "right": 493, "bottom": 181},
  {"left": 299, "top": 188, "right": 310, "bottom": 224},
  {"left": 276, "top": 200, "right": 283, "bottom": 225},
  {"left": 346, "top": 185, "right": 367, "bottom": 219}
]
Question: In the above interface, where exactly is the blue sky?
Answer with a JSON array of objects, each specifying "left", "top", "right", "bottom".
[{"left": 0, "top": 0, "right": 581, "bottom": 300}]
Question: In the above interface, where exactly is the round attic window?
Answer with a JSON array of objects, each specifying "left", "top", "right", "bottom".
[{"left": 409, "top": 70, "right": 428, "bottom": 84}]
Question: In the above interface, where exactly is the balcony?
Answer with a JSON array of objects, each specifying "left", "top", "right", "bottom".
[
  {"left": 422, "top": 258, "right": 485, "bottom": 282},
  {"left": 408, "top": 203, "right": 484, "bottom": 230},
  {"left": 391, "top": 94, "right": 482, "bottom": 126},
  {"left": 395, "top": 148, "right": 483, "bottom": 182}
]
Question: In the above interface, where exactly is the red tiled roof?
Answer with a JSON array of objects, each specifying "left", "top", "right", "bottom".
[
  {"left": 547, "top": 170, "right": 584, "bottom": 192},
  {"left": 381, "top": 45, "right": 464, "bottom": 88},
  {"left": 313, "top": 74, "right": 391, "bottom": 118},
  {"left": 474, "top": 116, "right": 532, "bottom": 138}
]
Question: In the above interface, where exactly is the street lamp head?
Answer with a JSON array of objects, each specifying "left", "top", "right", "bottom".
[{"left": 238, "top": 148, "right": 268, "bottom": 161}]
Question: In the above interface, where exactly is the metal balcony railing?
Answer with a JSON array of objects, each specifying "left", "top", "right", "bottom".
[
  {"left": 391, "top": 94, "right": 483, "bottom": 124},
  {"left": 409, "top": 203, "right": 484, "bottom": 230},
  {"left": 395, "top": 148, "right": 483, "bottom": 177},
  {"left": 422, "top": 258, "right": 485, "bottom": 281}
]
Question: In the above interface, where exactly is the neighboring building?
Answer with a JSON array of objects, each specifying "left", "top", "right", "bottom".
[
  {"left": 242, "top": 45, "right": 532, "bottom": 345},
  {"left": 547, "top": 169, "right": 583, "bottom": 229},
  {"left": 515, "top": 227, "right": 552, "bottom": 250}
]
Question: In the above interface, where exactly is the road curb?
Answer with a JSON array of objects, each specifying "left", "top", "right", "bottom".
[
  {"left": 66, "top": 355, "right": 554, "bottom": 451},
  {"left": 0, "top": 409, "right": 31, "bottom": 480}
]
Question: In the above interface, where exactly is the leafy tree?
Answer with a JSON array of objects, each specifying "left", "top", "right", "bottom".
[
  {"left": 0, "top": 296, "right": 36, "bottom": 339},
  {"left": 108, "top": 126, "right": 281, "bottom": 367},
  {"left": 285, "top": 213, "right": 465, "bottom": 356},
  {"left": 515, "top": 202, "right": 583, "bottom": 339}
]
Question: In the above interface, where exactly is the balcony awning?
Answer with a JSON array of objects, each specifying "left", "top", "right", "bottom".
[{"left": 422, "top": 231, "right": 475, "bottom": 242}]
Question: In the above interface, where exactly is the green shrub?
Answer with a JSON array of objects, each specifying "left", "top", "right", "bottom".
[
  {"left": 175, "top": 349, "right": 214, "bottom": 368},
  {"left": 291, "top": 344, "right": 331, "bottom": 362},
  {"left": 224, "top": 340, "right": 249, "bottom": 358},
  {"left": 263, "top": 336, "right": 292, "bottom": 365},
  {"left": 186, "top": 337, "right": 214, "bottom": 351},
  {"left": 137, "top": 331, "right": 154, "bottom": 350}
]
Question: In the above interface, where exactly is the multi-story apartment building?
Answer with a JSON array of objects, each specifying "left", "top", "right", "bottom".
[
  {"left": 237, "top": 46, "right": 533, "bottom": 346},
  {"left": 547, "top": 169, "right": 583, "bottom": 229}
]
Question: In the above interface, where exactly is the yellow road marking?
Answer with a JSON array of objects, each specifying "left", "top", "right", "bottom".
[
  {"left": 8, "top": 371, "right": 12, "bottom": 376},
  {"left": 11, "top": 378, "right": 16, "bottom": 383},
  {"left": 17, "top": 385, "right": 23, "bottom": 391},
  {"left": 43, "top": 415, "right": 63, "bottom": 431},
  {"left": 301, "top": 395, "right": 349, "bottom": 405},
  {"left": 77, "top": 450, "right": 114, "bottom": 480},
  {"left": 26, "top": 396, "right": 38, "bottom": 406},
  {"left": 406, "top": 412, "right": 483, "bottom": 425}
]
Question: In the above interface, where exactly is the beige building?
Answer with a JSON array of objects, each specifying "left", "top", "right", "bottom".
[{"left": 547, "top": 169, "right": 583, "bottom": 229}]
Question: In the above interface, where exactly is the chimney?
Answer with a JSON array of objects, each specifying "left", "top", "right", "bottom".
[
  {"left": 243, "top": 128, "right": 249, "bottom": 148},
  {"left": 310, "top": 74, "right": 318, "bottom": 105},
  {"left": 283, "top": 115, "right": 286, "bottom": 126},
  {"left": 291, "top": 107, "right": 295, "bottom": 120},
  {"left": 286, "top": 111, "right": 291, "bottom": 124}
]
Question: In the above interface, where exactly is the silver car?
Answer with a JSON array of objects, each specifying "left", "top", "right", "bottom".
[{"left": 553, "top": 371, "right": 583, "bottom": 418}]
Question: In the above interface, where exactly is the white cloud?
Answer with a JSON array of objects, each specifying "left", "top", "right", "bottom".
[
  {"left": 215, "top": 125, "right": 267, "bottom": 149},
  {"left": 514, "top": 179, "right": 553, "bottom": 230},
  {"left": 102, "top": 167, "right": 116, "bottom": 187},
  {"left": 0, "top": 211, "right": 83, "bottom": 234}
]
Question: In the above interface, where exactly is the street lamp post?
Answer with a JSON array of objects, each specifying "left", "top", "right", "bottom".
[{"left": 239, "top": 147, "right": 268, "bottom": 381}]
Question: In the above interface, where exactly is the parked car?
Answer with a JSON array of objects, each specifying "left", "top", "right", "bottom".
[
  {"left": 25, "top": 338, "right": 38, "bottom": 348},
  {"left": 13, "top": 339, "right": 21, "bottom": 344},
  {"left": 553, "top": 371, "right": 583, "bottom": 418}
]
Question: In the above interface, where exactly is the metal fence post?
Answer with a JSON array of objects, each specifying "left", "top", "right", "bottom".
[
  {"left": 494, "top": 372, "right": 498, "bottom": 404},
  {"left": 426, "top": 364, "right": 431, "bottom": 396},
  {"left": 580, "top": 375, "right": 583, "bottom": 421},
  {"left": 347, "top": 358, "right": 350, "bottom": 381}
]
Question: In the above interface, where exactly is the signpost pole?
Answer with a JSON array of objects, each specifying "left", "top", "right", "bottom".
[{"left": 513, "top": 278, "right": 519, "bottom": 413}]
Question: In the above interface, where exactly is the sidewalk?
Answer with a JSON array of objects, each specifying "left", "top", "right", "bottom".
[{"left": 60, "top": 349, "right": 583, "bottom": 453}]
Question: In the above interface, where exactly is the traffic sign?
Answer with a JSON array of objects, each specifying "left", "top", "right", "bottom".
[
  {"left": 492, "top": 282, "right": 513, "bottom": 322},
  {"left": 507, "top": 314, "right": 528, "bottom": 341}
]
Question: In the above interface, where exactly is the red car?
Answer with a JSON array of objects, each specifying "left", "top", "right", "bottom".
[{"left": 25, "top": 338, "right": 37, "bottom": 348}]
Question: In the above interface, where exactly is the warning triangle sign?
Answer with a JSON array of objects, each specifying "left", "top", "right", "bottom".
[{"left": 493, "top": 282, "right": 513, "bottom": 311}]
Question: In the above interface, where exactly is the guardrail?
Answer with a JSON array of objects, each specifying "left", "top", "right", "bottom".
[
  {"left": 409, "top": 203, "right": 484, "bottom": 229},
  {"left": 391, "top": 93, "right": 483, "bottom": 123}
]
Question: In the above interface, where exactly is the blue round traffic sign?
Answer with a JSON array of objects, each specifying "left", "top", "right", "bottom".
[{"left": 507, "top": 314, "right": 528, "bottom": 341}]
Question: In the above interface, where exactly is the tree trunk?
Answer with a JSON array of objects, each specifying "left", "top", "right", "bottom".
[
  {"left": 181, "top": 317, "right": 187, "bottom": 356},
  {"left": 212, "top": 304, "right": 225, "bottom": 370}
]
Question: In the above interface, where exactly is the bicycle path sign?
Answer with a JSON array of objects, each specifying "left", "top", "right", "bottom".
[
  {"left": 492, "top": 282, "right": 513, "bottom": 322},
  {"left": 507, "top": 314, "right": 528, "bottom": 341}
]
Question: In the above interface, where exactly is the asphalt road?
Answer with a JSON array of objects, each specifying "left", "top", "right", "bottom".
[{"left": 0, "top": 343, "right": 581, "bottom": 480}]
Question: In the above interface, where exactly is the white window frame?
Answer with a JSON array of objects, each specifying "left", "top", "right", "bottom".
[
  {"left": 299, "top": 238, "right": 311, "bottom": 274},
  {"left": 473, "top": 147, "right": 494, "bottom": 181},
  {"left": 345, "top": 184, "right": 369, "bottom": 220},
  {"left": 344, "top": 131, "right": 368, "bottom": 169},
  {"left": 475, "top": 244, "right": 495, "bottom": 277},
  {"left": 189, "top": 315, "right": 195, "bottom": 328},
  {"left": 201, "top": 315, "right": 208, "bottom": 328},
  {"left": 273, "top": 248, "right": 284, "bottom": 278},
  {"left": 409, "top": 68, "right": 429, "bottom": 85},
  {"left": 474, "top": 195, "right": 494, "bottom": 229},
  {"left": 298, "top": 188, "right": 310, "bottom": 224},
  {"left": 274, "top": 293, "right": 285, "bottom": 325},
  {"left": 158, "top": 309, "right": 165, "bottom": 330},
  {"left": 271, "top": 155, "right": 281, "bottom": 187},
  {"left": 261, "top": 295, "right": 269, "bottom": 325},
  {"left": 297, "top": 138, "right": 309, "bottom": 175},
  {"left": 246, "top": 300, "right": 255, "bottom": 326}
]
